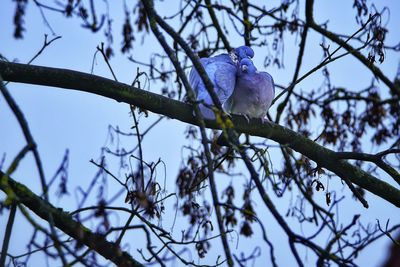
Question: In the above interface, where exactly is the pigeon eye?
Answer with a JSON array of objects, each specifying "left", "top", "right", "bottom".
[{"left": 242, "top": 64, "right": 248, "bottom": 72}]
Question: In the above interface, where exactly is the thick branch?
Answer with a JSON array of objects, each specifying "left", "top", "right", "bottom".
[
  {"left": 240, "top": 0, "right": 251, "bottom": 46},
  {"left": 336, "top": 151, "right": 400, "bottom": 185},
  {"left": 141, "top": 0, "right": 234, "bottom": 265},
  {"left": 0, "top": 171, "right": 144, "bottom": 267},
  {"left": 0, "top": 61, "right": 399, "bottom": 207},
  {"left": 142, "top": 0, "right": 233, "bottom": 266}
]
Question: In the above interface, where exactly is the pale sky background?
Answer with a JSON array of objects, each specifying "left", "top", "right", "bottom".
[{"left": 1, "top": 0, "right": 399, "bottom": 266}]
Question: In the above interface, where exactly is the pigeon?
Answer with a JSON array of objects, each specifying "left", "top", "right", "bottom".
[
  {"left": 189, "top": 46, "right": 254, "bottom": 119},
  {"left": 225, "top": 58, "right": 275, "bottom": 121},
  {"left": 218, "top": 58, "right": 275, "bottom": 146}
]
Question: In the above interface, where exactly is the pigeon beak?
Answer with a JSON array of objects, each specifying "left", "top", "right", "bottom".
[{"left": 242, "top": 65, "right": 248, "bottom": 72}]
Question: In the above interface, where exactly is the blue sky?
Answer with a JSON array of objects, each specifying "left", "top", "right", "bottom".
[{"left": 1, "top": 1, "right": 399, "bottom": 266}]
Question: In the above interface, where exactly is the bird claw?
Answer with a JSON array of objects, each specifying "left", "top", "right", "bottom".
[
  {"left": 224, "top": 111, "right": 233, "bottom": 119},
  {"left": 240, "top": 113, "right": 250, "bottom": 123},
  {"left": 260, "top": 116, "right": 269, "bottom": 124}
]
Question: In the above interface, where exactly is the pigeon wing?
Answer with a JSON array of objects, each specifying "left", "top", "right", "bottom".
[
  {"left": 189, "top": 58, "right": 213, "bottom": 96},
  {"left": 260, "top": 71, "right": 275, "bottom": 95},
  {"left": 214, "top": 62, "right": 237, "bottom": 104}
]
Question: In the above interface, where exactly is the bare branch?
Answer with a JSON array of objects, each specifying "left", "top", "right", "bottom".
[
  {"left": 0, "top": 170, "right": 145, "bottom": 267},
  {"left": 1, "top": 61, "right": 399, "bottom": 207}
]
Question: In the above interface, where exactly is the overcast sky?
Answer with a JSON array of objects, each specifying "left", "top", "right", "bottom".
[{"left": 1, "top": 1, "right": 399, "bottom": 266}]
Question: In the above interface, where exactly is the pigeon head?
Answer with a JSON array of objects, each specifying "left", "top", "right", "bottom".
[
  {"left": 230, "top": 46, "right": 254, "bottom": 64},
  {"left": 239, "top": 58, "right": 257, "bottom": 74},
  {"left": 235, "top": 46, "right": 255, "bottom": 59}
]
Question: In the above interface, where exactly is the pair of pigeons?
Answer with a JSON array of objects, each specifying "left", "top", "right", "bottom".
[{"left": 189, "top": 46, "right": 275, "bottom": 122}]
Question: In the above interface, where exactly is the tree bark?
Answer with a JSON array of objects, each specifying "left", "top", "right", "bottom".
[
  {"left": 1, "top": 61, "right": 399, "bottom": 207},
  {"left": 0, "top": 170, "right": 144, "bottom": 267}
]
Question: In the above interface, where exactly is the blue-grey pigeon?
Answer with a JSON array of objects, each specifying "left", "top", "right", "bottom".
[
  {"left": 224, "top": 58, "right": 275, "bottom": 121},
  {"left": 189, "top": 46, "right": 254, "bottom": 119},
  {"left": 218, "top": 58, "right": 275, "bottom": 146}
]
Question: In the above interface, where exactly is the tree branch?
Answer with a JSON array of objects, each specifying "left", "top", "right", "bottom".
[
  {"left": 336, "top": 151, "right": 400, "bottom": 185},
  {"left": 305, "top": 0, "right": 400, "bottom": 97},
  {"left": 0, "top": 170, "right": 144, "bottom": 267},
  {"left": 204, "top": 0, "right": 232, "bottom": 51},
  {"left": 1, "top": 61, "right": 399, "bottom": 207},
  {"left": 141, "top": 0, "right": 234, "bottom": 265},
  {"left": 274, "top": 22, "right": 308, "bottom": 123}
]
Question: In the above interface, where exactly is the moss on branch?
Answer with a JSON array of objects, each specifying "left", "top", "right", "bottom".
[{"left": 1, "top": 61, "right": 399, "bottom": 207}]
